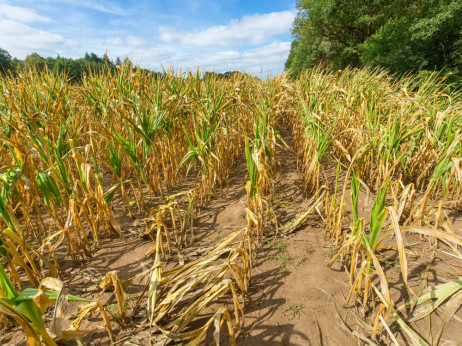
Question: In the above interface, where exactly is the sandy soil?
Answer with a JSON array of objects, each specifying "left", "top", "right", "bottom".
[{"left": 239, "top": 124, "right": 356, "bottom": 345}]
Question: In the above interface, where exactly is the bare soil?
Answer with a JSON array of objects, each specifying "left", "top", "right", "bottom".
[{"left": 238, "top": 122, "right": 356, "bottom": 345}]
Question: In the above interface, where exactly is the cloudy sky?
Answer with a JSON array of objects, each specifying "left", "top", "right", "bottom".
[{"left": 0, "top": 0, "right": 296, "bottom": 74}]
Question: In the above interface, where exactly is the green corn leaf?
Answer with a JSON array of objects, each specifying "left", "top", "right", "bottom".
[
  {"left": 12, "top": 300, "right": 45, "bottom": 327},
  {"left": 15, "top": 288, "right": 89, "bottom": 303},
  {"left": 369, "top": 181, "right": 388, "bottom": 248},
  {"left": 245, "top": 137, "right": 257, "bottom": 196},
  {"left": 351, "top": 171, "right": 360, "bottom": 226},
  {"left": 103, "top": 182, "right": 125, "bottom": 205},
  {"left": 0, "top": 262, "right": 18, "bottom": 300},
  {"left": 408, "top": 278, "right": 462, "bottom": 322}
]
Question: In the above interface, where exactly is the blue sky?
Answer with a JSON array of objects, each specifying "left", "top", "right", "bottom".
[{"left": 0, "top": 0, "right": 296, "bottom": 74}]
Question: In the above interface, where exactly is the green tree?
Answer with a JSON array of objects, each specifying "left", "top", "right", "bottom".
[
  {"left": 0, "top": 48, "right": 12, "bottom": 74},
  {"left": 286, "top": 0, "right": 462, "bottom": 75},
  {"left": 24, "top": 53, "right": 47, "bottom": 71},
  {"left": 286, "top": 0, "right": 390, "bottom": 74},
  {"left": 361, "top": 1, "right": 462, "bottom": 72}
]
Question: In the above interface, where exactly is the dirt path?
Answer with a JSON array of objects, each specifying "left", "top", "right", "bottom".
[
  {"left": 186, "top": 119, "right": 357, "bottom": 345},
  {"left": 235, "top": 120, "right": 355, "bottom": 345}
]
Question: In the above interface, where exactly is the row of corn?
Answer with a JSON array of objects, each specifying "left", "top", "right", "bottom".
[{"left": 288, "top": 67, "right": 462, "bottom": 345}]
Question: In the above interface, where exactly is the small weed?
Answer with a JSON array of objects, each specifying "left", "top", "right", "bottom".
[
  {"left": 107, "top": 303, "right": 123, "bottom": 324},
  {"left": 295, "top": 257, "right": 306, "bottom": 265},
  {"left": 274, "top": 199, "right": 293, "bottom": 206},
  {"left": 305, "top": 245, "right": 315, "bottom": 254},
  {"left": 267, "top": 253, "right": 277, "bottom": 261},
  {"left": 275, "top": 241, "right": 286, "bottom": 252},
  {"left": 266, "top": 241, "right": 292, "bottom": 274},
  {"left": 383, "top": 258, "right": 401, "bottom": 273},
  {"left": 327, "top": 247, "right": 337, "bottom": 258},
  {"left": 279, "top": 252, "right": 291, "bottom": 273},
  {"left": 393, "top": 323, "right": 402, "bottom": 332},
  {"left": 282, "top": 302, "right": 305, "bottom": 318},
  {"left": 106, "top": 294, "right": 136, "bottom": 324}
]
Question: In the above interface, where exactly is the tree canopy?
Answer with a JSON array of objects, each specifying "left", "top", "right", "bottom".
[
  {"left": 0, "top": 48, "right": 12, "bottom": 74},
  {"left": 285, "top": 0, "right": 462, "bottom": 76},
  {"left": 0, "top": 49, "right": 240, "bottom": 82},
  {"left": 0, "top": 50, "right": 142, "bottom": 81}
]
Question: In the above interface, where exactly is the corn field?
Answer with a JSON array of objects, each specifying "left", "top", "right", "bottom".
[{"left": 0, "top": 65, "right": 461, "bottom": 345}]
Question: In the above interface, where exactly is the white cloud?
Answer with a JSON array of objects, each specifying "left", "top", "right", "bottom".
[
  {"left": 126, "top": 35, "right": 147, "bottom": 46},
  {"left": 0, "top": 19, "right": 66, "bottom": 57},
  {"left": 129, "top": 41, "right": 291, "bottom": 74},
  {"left": 103, "top": 35, "right": 148, "bottom": 50},
  {"left": 46, "top": 0, "right": 127, "bottom": 15},
  {"left": 244, "top": 41, "right": 292, "bottom": 60},
  {"left": 99, "top": 38, "right": 170, "bottom": 66},
  {"left": 158, "top": 10, "right": 296, "bottom": 47},
  {"left": 129, "top": 47, "right": 172, "bottom": 63},
  {"left": 105, "top": 35, "right": 147, "bottom": 47},
  {"left": 104, "top": 37, "right": 124, "bottom": 46},
  {"left": 0, "top": 4, "right": 52, "bottom": 23},
  {"left": 190, "top": 41, "right": 292, "bottom": 73}
]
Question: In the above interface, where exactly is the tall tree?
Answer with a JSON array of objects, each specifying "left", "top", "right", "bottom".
[
  {"left": 361, "top": 0, "right": 462, "bottom": 71},
  {"left": 286, "top": 0, "right": 389, "bottom": 73},
  {"left": 24, "top": 53, "right": 47, "bottom": 71},
  {"left": 286, "top": 0, "right": 462, "bottom": 75},
  {"left": 0, "top": 48, "right": 12, "bottom": 74}
]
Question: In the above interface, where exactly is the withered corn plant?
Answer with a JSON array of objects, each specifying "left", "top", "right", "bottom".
[
  {"left": 145, "top": 227, "right": 255, "bottom": 344},
  {"left": 287, "top": 66, "right": 462, "bottom": 344}
]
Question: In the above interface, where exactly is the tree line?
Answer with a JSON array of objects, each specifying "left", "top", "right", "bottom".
[
  {"left": 285, "top": 0, "right": 462, "bottom": 79},
  {"left": 0, "top": 49, "right": 156, "bottom": 81},
  {"left": 0, "top": 49, "right": 251, "bottom": 82}
]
